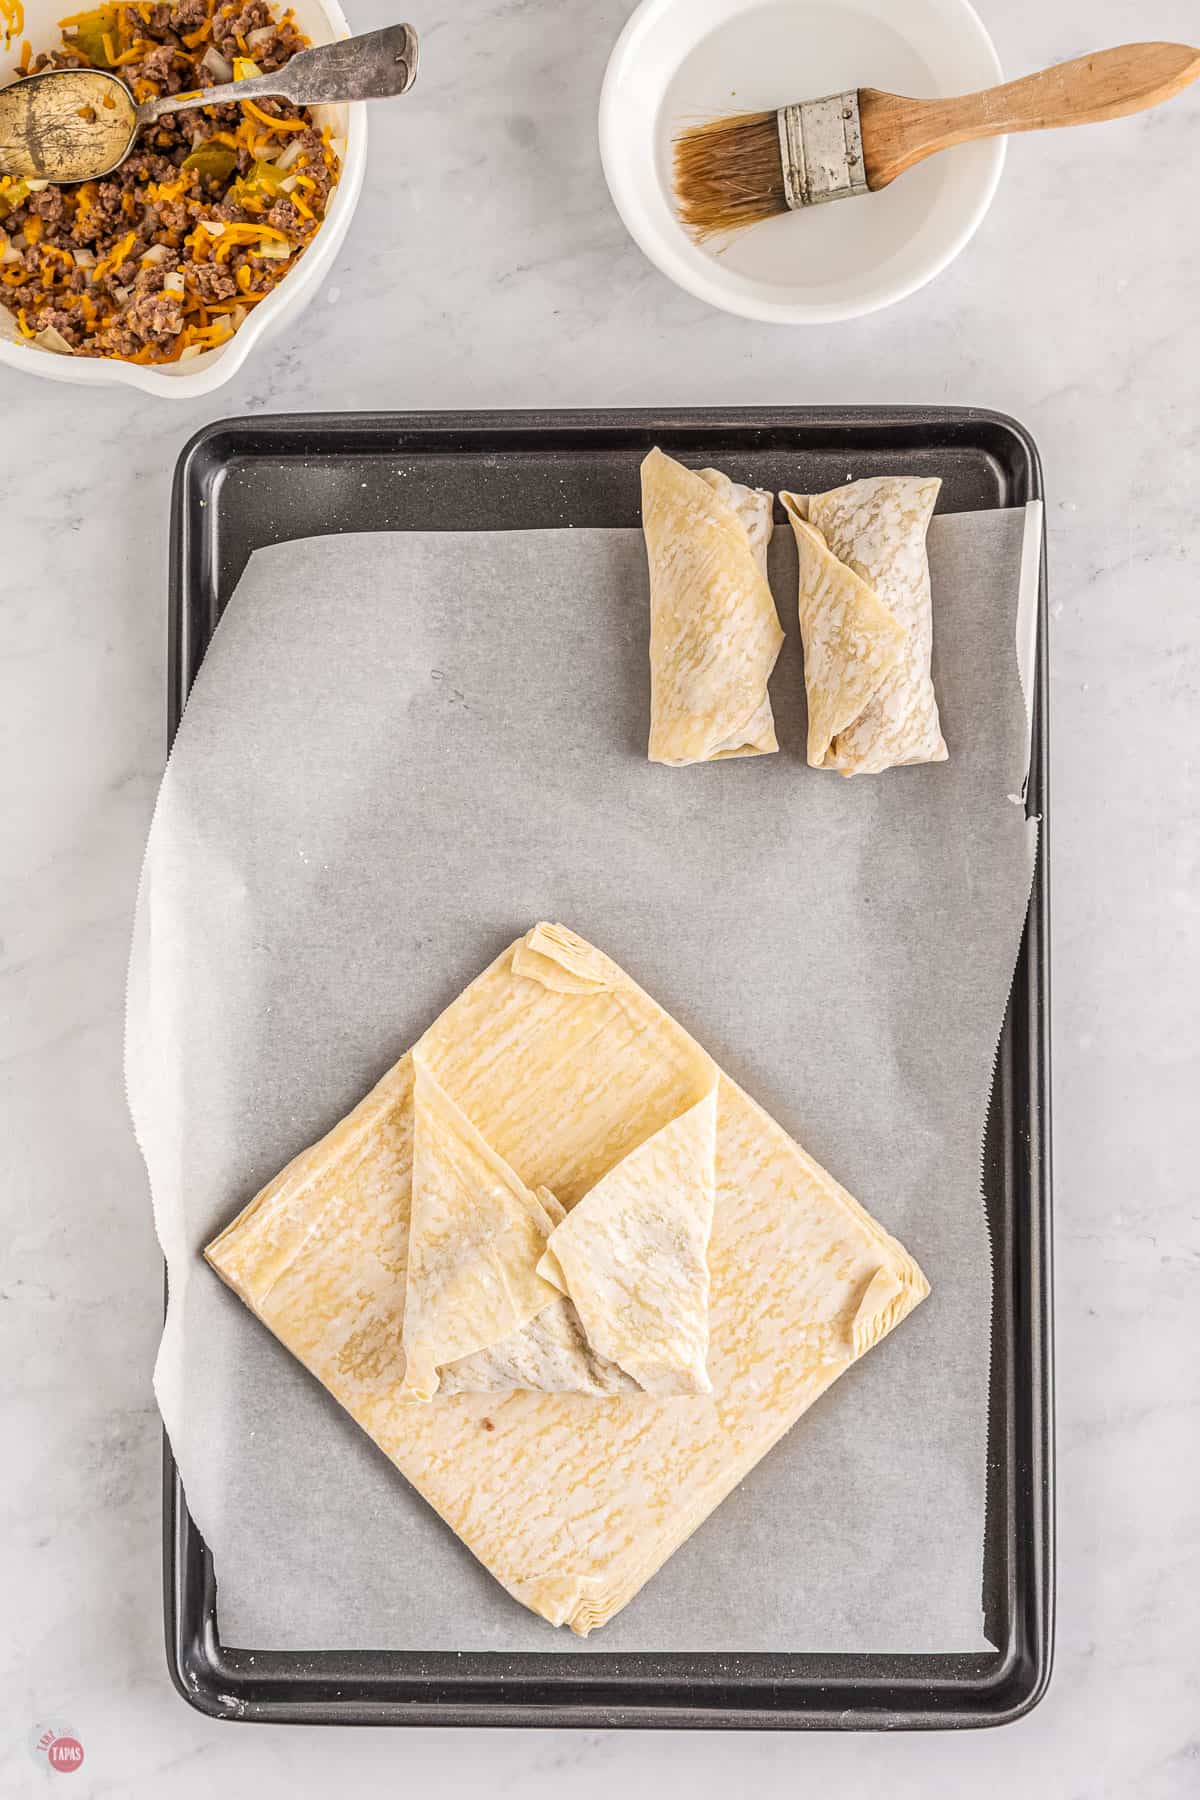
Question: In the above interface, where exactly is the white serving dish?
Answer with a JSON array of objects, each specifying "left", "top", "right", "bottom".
[
  {"left": 599, "top": 0, "right": 1005, "bottom": 324},
  {"left": 0, "top": 0, "right": 366, "bottom": 396}
]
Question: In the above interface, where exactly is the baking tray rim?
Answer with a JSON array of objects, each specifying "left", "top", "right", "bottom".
[{"left": 161, "top": 406, "right": 1054, "bottom": 1730}]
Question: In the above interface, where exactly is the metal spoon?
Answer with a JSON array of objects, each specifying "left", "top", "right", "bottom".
[{"left": 0, "top": 21, "right": 418, "bottom": 183}]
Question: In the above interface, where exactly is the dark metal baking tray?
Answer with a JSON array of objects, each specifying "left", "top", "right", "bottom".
[{"left": 164, "top": 408, "right": 1053, "bottom": 1730}]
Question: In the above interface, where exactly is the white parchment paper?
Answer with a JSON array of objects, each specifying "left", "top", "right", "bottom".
[{"left": 129, "top": 510, "right": 1038, "bottom": 1653}]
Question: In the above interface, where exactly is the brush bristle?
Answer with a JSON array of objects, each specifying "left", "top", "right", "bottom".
[{"left": 672, "top": 110, "right": 788, "bottom": 238}]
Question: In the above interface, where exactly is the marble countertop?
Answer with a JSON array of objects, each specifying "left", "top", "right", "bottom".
[{"left": 2, "top": 0, "right": 1197, "bottom": 1791}]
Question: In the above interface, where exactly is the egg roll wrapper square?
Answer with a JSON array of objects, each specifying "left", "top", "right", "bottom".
[{"left": 205, "top": 924, "right": 928, "bottom": 1635}]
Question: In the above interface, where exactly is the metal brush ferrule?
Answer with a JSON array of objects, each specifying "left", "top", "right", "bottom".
[{"left": 777, "top": 92, "right": 868, "bottom": 208}]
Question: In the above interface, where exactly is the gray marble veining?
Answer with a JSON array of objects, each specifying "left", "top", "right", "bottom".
[{"left": 1, "top": 0, "right": 1197, "bottom": 1792}]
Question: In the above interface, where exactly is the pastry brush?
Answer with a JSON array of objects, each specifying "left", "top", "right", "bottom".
[{"left": 673, "top": 41, "right": 1200, "bottom": 236}]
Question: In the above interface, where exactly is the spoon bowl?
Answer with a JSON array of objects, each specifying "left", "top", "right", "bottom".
[{"left": 0, "top": 67, "right": 136, "bottom": 182}]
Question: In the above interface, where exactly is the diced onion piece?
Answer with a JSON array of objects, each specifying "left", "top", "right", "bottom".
[
  {"left": 163, "top": 270, "right": 185, "bottom": 296},
  {"left": 198, "top": 218, "right": 225, "bottom": 235},
  {"left": 201, "top": 45, "right": 234, "bottom": 83},
  {"left": 228, "top": 303, "right": 247, "bottom": 329},
  {"left": 245, "top": 25, "right": 276, "bottom": 49},
  {"left": 274, "top": 138, "right": 305, "bottom": 170},
  {"left": 178, "top": 342, "right": 207, "bottom": 362},
  {"left": 140, "top": 242, "right": 171, "bottom": 265},
  {"left": 26, "top": 178, "right": 51, "bottom": 193},
  {"left": 254, "top": 238, "right": 291, "bottom": 259},
  {"left": 110, "top": 283, "right": 130, "bottom": 305},
  {"left": 36, "top": 324, "right": 74, "bottom": 355},
  {"left": 72, "top": 245, "right": 96, "bottom": 268},
  {"left": 279, "top": 174, "right": 297, "bottom": 194}
]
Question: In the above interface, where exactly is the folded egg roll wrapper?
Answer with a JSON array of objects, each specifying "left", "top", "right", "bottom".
[
  {"left": 781, "top": 476, "right": 947, "bottom": 775},
  {"left": 643, "top": 447, "right": 784, "bottom": 765}
]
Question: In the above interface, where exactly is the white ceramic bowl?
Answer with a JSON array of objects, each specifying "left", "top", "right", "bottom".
[
  {"left": 0, "top": 0, "right": 366, "bottom": 396},
  {"left": 599, "top": 0, "right": 1005, "bottom": 324}
]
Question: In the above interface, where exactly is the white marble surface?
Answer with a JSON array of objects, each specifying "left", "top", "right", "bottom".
[{"left": 2, "top": 0, "right": 1197, "bottom": 1791}]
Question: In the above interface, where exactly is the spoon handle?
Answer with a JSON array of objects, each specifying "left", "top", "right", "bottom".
[{"left": 141, "top": 22, "right": 419, "bottom": 127}]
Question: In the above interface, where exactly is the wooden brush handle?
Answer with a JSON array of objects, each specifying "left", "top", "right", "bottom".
[{"left": 859, "top": 42, "right": 1200, "bottom": 189}]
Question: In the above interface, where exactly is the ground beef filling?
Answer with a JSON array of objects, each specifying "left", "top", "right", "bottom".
[{"left": 0, "top": 0, "right": 340, "bottom": 362}]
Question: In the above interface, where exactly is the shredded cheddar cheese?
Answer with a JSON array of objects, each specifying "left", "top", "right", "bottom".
[
  {"left": 241, "top": 98, "right": 306, "bottom": 132},
  {"left": 91, "top": 228, "right": 136, "bottom": 280},
  {"left": 0, "top": 0, "right": 25, "bottom": 50}
]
